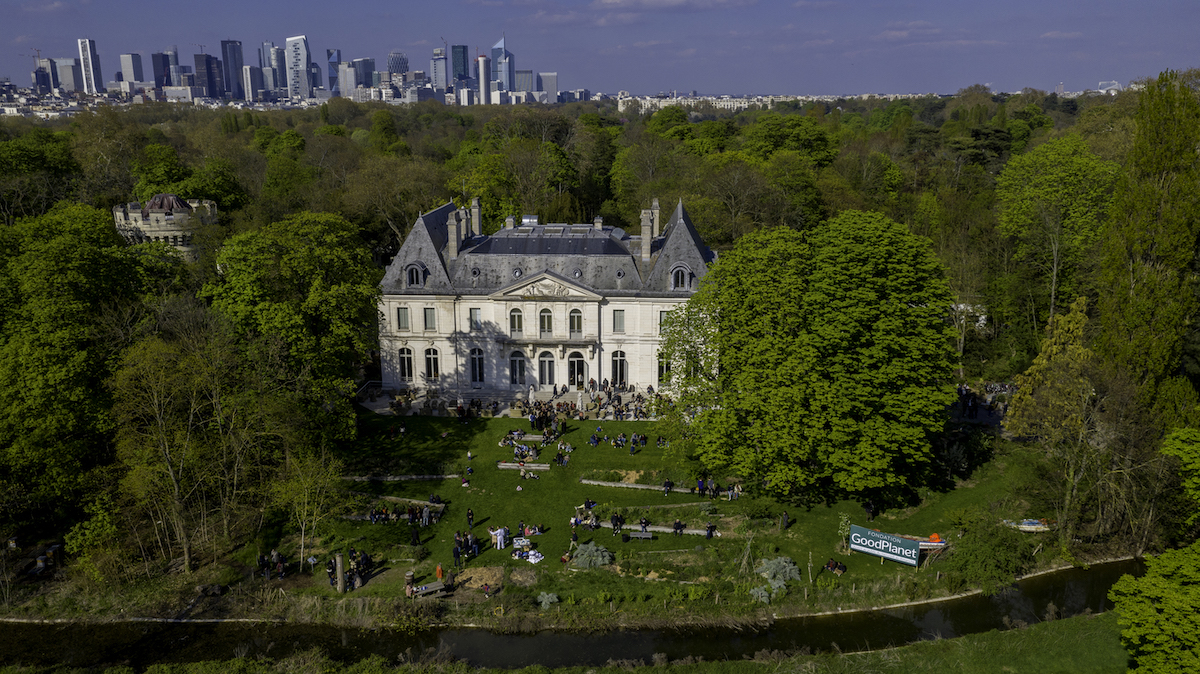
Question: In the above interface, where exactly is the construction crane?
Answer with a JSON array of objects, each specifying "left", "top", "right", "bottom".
[
  {"left": 192, "top": 43, "right": 206, "bottom": 54},
  {"left": 20, "top": 48, "right": 43, "bottom": 65}
]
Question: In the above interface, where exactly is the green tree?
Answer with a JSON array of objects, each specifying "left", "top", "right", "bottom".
[
  {"left": 1110, "top": 540, "right": 1200, "bottom": 673},
  {"left": 741, "top": 113, "right": 837, "bottom": 167},
  {"left": 0, "top": 203, "right": 138, "bottom": 530},
  {"left": 1096, "top": 71, "right": 1200, "bottom": 401},
  {"left": 663, "top": 214, "right": 954, "bottom": 501},
  {"left": 996, "top": 134, "right": 1118, "bottom": 328},
  {"left": 1160, "top": 428, "right": 1200, "bottom": 524},
  {"left": 272, "top": 451, "right": 345, "bottom": 571},
  {"left": 202, "top": 212, "right": 381, "bottom": 438},
  {"left": 801, "top": 211, "right": 955, "bottom": 496}
]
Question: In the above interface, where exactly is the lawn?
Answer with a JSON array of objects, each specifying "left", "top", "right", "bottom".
[{"left": 287, "top": 405, "right": 1038, "bottom": 623}]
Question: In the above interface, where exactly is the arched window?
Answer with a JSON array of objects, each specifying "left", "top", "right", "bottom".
[
  {"left": 569, "top": 309, "right": 583, "bottom": 338},
  {"left": 398, "top": 348, "right": 413, "bottom": 382},
  {"left": 510, "top": 309, "right": 523, "bottom": 336},
  {"left": 539, "top": 351, "right": 555, "bottom": 386},
  {"left": 539, "top": 309, "right": 553, "bottom": 337},
  {"left": 406, "top": 265, "right": 425, "bottom": 288},
  {"left": 470, "top": 348, "right": 485, "bottom": 387},
  {"left": 611, "top": 350, "right": 627, "bottom": 387},
  {"left": 671, "top": 265, "right": 691, "bottom": 291},
  {"left": 424, "top": 348, "right": 439, "bottom": 380},
  {"left": 568, "top": 351, "right": 587, "bottom": 388},
  {"left": 510, "top": 350, "right": 526, "bottom": 385}
]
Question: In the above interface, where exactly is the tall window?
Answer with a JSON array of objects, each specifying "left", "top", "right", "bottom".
[
  {"left": 510, "top": 351, "right": 526, "bottom": 385},
  {"left": 538, "top": 351, "right": 555, "bottom": 386},
  {"left": 396, "top": 307, "right": 410, "bottom": 331},
  {"left": 659, "top": 310, "right": 668, "bottom": 332},
  {"left": 569, "top": 309, "right": 583, "bottom": 338},
  {"left": 612, "top": 309, "right": 625, "bottom": 333},
  {"left": 398, "top": 348, "right": 414, "bottom": 382},
  {"left": 539, "top": 309, "right": 553, "bottom": 337},
  {"left": 658, "top": 357, "right": 670, "bottom": 385},
  {"left": 611, "top": 350, "right": 627, "bottom": 386},
  {"left": 424, "top": 307, "right": 436, "bottom": 331},
  {"left": 510, "top": 309, "right": 523, "bottom": 336},
  {"left": 469, "top": 307, "right": 482, "bottom": 331},
  {"left": 470, "top": 348, "right": 485, "bottom": 386},
  {"left": 424, "top": 348, "right": 439, "bottom": 380}
]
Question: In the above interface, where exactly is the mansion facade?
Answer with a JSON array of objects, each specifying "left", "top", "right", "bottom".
[{"left": 378, "top": 198, "right": 714, "bottom": 399}]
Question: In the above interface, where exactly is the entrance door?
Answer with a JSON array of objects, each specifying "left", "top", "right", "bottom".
[{"left": 568, "top": 352, "right": 587, "bottom": 390}]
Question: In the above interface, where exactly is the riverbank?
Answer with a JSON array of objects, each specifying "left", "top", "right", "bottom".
[{"left": 0, "top": 609, "right": 1127, "bottom": 673}]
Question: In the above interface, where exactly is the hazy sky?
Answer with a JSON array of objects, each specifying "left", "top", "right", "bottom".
[{"left": 6, "top": 0, "right": 1198, "bottom": 96}]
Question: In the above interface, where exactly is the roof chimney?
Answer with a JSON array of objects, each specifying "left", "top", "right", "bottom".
[
  {"left": 447, "top": 212, "right": 460, "bottom": 260},
  {"left": 504, "top": 215, "right": 515, "bottom": 230},
  {"left": 471, "top": 197, "right": 482, "bottom": 236},
  {"left": 640, "top": 209, "right": 652, "bottom": 263},
  {"left": 651, "top": 197, "right": 661, "bottom": 238},
  {"left": 593, "top": 215, "right": 603, "bottom": 231}
]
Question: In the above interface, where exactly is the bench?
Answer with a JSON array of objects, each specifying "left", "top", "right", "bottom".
[
  {"left": 628, "top": 531, "right": 653, "bottom": 541},
  {"left": 496, "top": 462, "right": 551, "bottom": 471},
  {"left": 411, "top": 581, "right": 445, "bottom": 598}
]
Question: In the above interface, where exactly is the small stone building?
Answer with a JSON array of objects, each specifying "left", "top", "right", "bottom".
[{"left": 113, "top": 193, "right": 218, "bottom": 260}]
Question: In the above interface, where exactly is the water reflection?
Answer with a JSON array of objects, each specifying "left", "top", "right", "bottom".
[{"left": 0, "top": 559, "right": 1143, "bottom": 669}]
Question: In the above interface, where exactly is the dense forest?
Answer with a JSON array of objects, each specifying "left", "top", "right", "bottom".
[{"left": 1, "top": 73, "right": 1199, "bottom": 652}]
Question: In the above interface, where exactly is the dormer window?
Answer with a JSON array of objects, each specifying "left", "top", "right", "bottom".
[
  {"left": 671, "top": 265, "right": 693, "bottom": 291},
  {"left": 406, "top": 263, "right": 427, "bottom": 289}
]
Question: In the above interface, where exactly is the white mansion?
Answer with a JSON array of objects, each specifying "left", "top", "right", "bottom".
[{"left": 378, "top": 198, "right": 715, "bottom": 399}]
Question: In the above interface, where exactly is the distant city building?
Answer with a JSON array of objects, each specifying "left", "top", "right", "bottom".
[
  {"left": 537, "top": 72, "right": 558, "bottom": 99},
  {"left": 220, "top": 40, "right": 244, "bottom": 100},
  {"left": 326, "top": 49, "right": 341, "bottom": 95},
  {"left": 55, "top": 58, "right": 82, "bottom": 91},
  {"left": 243, "top": 65, "right": 264, "bottom": 102},
  {"left": 150, "top": 52, "right": 170, "bottom": 88},
  {"left": 35, "top": 58, "right": 59, "bottom": 89},
  {"left": 30, "top": 66, "right": 52, "bottom": 94},
  {"left": 337, "top": 62, "right": 356, "bottom": 97},
  {"left": 451, "top": 45, "right": 470, "bottom": 83},
  {"left": 352, "top": 58, "right": 375, "bottom": 89},
  {"left": 514, "top": 69, "right": 533, "bottom": 93},
  {"left": 259, "top": 41, "right": 276, "bottom": 69},
  {"left": 113, "top": 194, "right": 218, "bottom": 261},
  {"left": 286, "top": 35, "right": 312, "bottom": 100},
  {"left": 430, "top": 48, "right": 448, "bottom": 89},
  {"left": 387, "top": 50, "right": 409, "bottom": 75},
  {"left": 119, "top": 54, "right": 144, "bottom": 84},
  {"left": 476, "top": 54, "right": 490, "bottom": 105},
  {"left": 77, "top": 38, "right": 104, "bottom": 94},
  {"left": 193, "top": 53, "right": 224, "bottom": 99},
  {"left": 491, "top": 37, "right": 514, "bottom": 91}
]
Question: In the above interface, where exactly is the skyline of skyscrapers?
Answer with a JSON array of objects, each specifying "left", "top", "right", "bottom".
[{"left": 30, "top": 33, "right": 568, "bottom": 106}]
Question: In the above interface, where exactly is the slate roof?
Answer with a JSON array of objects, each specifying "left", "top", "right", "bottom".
[{"left": 382, "top": 200, "right": 715, "bottom": 298}]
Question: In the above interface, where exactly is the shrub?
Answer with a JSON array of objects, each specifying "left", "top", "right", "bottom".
[
  {"left": 750, "top": 586, "right": 771, "bottom": 603},
  {"left": 571, "top": 542, "right": 615, "bottom": 569},
  {"left": 537, "top": 592, "right": 559, "bottom": 610}
]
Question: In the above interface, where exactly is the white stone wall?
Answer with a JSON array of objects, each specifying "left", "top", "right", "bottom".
[{"left": 379, "top": 292, "right": 684, "bottom": 399}]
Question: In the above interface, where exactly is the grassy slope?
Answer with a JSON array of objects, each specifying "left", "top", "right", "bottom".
[{"left": 286, "top": 407, "right": 1029, "bottom": 621}]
